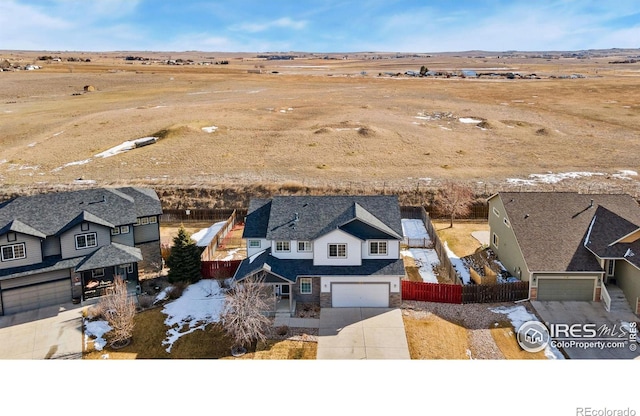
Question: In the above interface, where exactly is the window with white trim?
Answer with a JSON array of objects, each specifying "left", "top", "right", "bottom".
[
  {"left": 275, "top": 241, "right": 290, "bottom": 252},
  {"left": 300, "top": 278, "right": 312, "bottom": 294},
  {"left": 492, "top": 233, "right": 499, "bottom": 248},
  {"left": 493, "top": 207, "right": 500, "bottom": 217},
  {"left": 248, "top": 240, "right": 261, "bottom": 248},
  {"left": 369, "top": 241, "right": 388, "bottom": 255},
  {"left": 111, "top": 227, "right": 120, "bottom": 235},
  {"left": 503, "top": 218, "right": 511, "bottom": 228},
  {"left": 149, "top": 216, "right": 157, "bottom": 224},
  {"left": 328, "top": 243, "right": 347, "bottom": 258},
  {"left": 1, "top": 243, "right": 26, "bottom": 261},
  {"left": 298, "top": 241, "right": 312, "bottom": 252},
  {"left": 76, "top": 232, "right": 97, "bottom": 249},
  {"left": 607, "top": 260, "right": 615, "bottom": 277},
  {"left": 119, "top": 225, "right": 130, "bottom": 234}
]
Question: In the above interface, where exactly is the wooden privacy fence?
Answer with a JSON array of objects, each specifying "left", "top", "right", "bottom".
[
  {"left": 201, "top": 260, "right": 242, "bottom": 279},
  {"left": 402, "top": 280, "right": 529, "bottom": 304},
  {"left": 401, "top": 205, "right": 460, "bottom": 284},
  {"left": 161, "top": 208, "right": 248, "bottom": 223},
  {"left": 402, "top": 280, "right": 462, "bottom": 303},
  {"left": 199, "top": 210, "right": 238, "bottom": 261}
]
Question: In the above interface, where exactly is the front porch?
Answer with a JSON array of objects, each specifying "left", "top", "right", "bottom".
[{"left": 600, "top": 282, "right": 637, "bottom": 315}]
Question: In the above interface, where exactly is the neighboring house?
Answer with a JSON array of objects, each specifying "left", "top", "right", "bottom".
[
  {"left": 233, "top": 195, "right": 406, "bottom": 314},
  {"left": 0, "top": 187, "right": 162, "bottom": 315},
  {"left": 488, "top": 192, "right": 640, "bottom": 313}
]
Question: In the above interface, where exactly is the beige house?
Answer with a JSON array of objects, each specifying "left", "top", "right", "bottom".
[{"left": 488, "top": 192, "right": 640, "bottom": 314}]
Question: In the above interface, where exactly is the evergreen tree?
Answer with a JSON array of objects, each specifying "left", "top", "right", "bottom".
[{"left": 166, "top": 226, "right": 202, "bottom": 284}]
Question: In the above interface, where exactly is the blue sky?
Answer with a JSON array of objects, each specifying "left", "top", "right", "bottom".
[{"left": 1, "top": 0, "right": 639, "bottom": 52}]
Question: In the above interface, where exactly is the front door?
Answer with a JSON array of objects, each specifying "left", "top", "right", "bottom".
[{"left": 275, "top": 284, "right": 290, "bottom": 298}]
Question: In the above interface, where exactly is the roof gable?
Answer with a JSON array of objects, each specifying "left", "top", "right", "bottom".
[
  {"left": 0, "top": 187, "right": 160, "bottom": 237},
  {"left": 244, "top": 195, "right": 402, "bottom": 241}
]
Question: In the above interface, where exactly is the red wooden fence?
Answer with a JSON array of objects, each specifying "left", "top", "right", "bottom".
[
  {"left": 402, "top": 280, "right": 530, "bottom": 304},
  {"left": 402, "top": 280, "right": 462, "bottom": 304},
  {"left": 201, "top": 260, "right": 242, "bottom": 279}
]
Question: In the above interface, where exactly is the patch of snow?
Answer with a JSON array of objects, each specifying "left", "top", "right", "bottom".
[
  {"left": 444, "top": 241, "right": 470, "bottom": 284},
  {"left": 94, "top": 137, "right": 158, "bottom": 158},
  {"left": 459, "top": 117, "right": 482, "bottom": 124},
  {"left": 221, "top": 248, "right": 241, "bottom": 261},
  {"left": 507, "top": 171, "right": 605, "bottom": 186},
  {"left": 162, "top": 280, "right": 225, "bottom": 353},
  {"left": 191, "top": 221, "right": 226, "bottom": 247},
  {"left": 402, "top": 248, "right": 439, "bottom": 283},
  {"left": 28, "top": 142, "right": 37, "bottom": 147},
  {"left": 52, "top": 131, "right": 64, "bottom": 137},
  {"left": 73, "top": 179, "right": 96, "bottom": 185},
  {"left": 84, "top": 320, "right": 112, "bottom": 351},
  {"left": 202, "top": 126, "right": 218, "bottom": 133},
  {"left": 401, "top": 219, "right": 430, "bottom": 239},
  {"left": 439, "top": 126, "right": 452, "bottom": 131},
  {"left": 612, "top": 170, "right": 638, "bottom": 180}
]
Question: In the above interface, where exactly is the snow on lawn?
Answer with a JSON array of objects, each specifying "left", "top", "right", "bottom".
[
  {"left": 402, "top": 249, "right": 439, "bottom": 283},
  {"left": 444, "top": 241, "right": 471, "bottom": 284},
  {"left": 490, "top": 305, "right": 564, "bottom": 359},
  {"left": 162, "top": 279, "right": 226, "bottom": 353},
  {"left": 84, "top": 320, "right": 112, "bottom": 352},
  {"left": 191, "top": 221, "right": 226, "bottom": 247},
  {"left": 201, "top": 126, "right": 218, "bottom": 133}
]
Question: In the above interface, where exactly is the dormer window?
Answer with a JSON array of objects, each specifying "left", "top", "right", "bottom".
[
  {"left": 1, "top": 243, "right": 26, "bottom": 261},
  {"left": 76, "top": 232, "right": 97, "bottom": 249}
]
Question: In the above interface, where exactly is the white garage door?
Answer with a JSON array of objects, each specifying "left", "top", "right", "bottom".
[
  {"left": 2, "top": 279, "right": 71, "bottom": 315},
  {"left": 537, "top": 278, "right": 595, "bottom": 301},
  {"left": 332, "top": 283, "right": 389, "bottom": 307}
]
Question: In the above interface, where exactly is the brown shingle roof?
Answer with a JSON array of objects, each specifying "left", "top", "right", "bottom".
[{"left": 497, "top": 192, "right": 640, "bottom": 272}]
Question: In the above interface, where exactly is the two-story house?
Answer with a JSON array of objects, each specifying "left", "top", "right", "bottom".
[
  {"left": 489, "top": 192, "right": 640, "bottom": 313},
  {"left": 233, "top": 195, "right": 406, "bottom": 314},
  {"left": 0, "top": 187, "right": 162, "bottom": 315}
]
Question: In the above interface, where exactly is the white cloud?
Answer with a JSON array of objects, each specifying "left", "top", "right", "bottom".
[{"left": 230, "top": 17, "right": 308, "bottom": 33}]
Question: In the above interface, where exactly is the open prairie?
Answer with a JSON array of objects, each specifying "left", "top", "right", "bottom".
[{"left": 2, "top": 49, "right": 640, "bottom": 201}]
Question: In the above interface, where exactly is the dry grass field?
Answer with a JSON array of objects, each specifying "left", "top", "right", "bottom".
[{"left": 2, "top": 49, "right": 640, "bottom": 201}]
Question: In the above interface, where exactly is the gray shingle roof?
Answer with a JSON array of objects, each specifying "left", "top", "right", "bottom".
[
  {"left": 495, "top": 192, "right": 640, "bottom": 272},
  {"left": 243, "top": 195, "right": 403, "bottom": 241},
  {"left": 75, "top": 243, "right": 143, "bottom": 272},
  {"left": 234, "top": 248, "right": 406, "bottom": 283},
  {"left": 0, "top": 187, "right": 161, "bottom": 237}
]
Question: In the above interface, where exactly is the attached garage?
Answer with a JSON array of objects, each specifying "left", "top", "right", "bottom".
[
  {"left": 1, "top": 270, "right": 71, "bottom": 315},
  {"left": 331, "top": 283, "right": 389, "bottom": 307},
  {"left": 536, "top": 278, "right": 595, "bottom": 301}
]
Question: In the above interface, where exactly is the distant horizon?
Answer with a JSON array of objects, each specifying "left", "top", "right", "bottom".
[
  {"left": 3, "top": 47, "right": 639, "bottom": 56},
  {"left": 1, "top": 1, "right": 639, "bottom": 53}
]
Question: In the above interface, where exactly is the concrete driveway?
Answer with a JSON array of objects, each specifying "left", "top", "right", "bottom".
[
  {"left": 0, "top": 302, "right": 84, "bottom": 359},
  {"left": 531, "top": 301, "right": 640, "bottom": 359},
  {"left": 317, "top": 308, "right": 410, "bottom": 359}
]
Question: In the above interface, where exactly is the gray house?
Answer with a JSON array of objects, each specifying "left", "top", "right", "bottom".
[
  {"left": 234, "top": 195, "right": 406, "bottom": 315},
  {"left": 0, "top": 187, "right": 162, "bottom": 315},
  {"left": 489, "top": 192, "right": 640, "bottom": 313}
]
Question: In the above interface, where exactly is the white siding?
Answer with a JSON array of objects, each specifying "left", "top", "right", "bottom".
[
  {"left": 313, "top": 229, "right": 362, "bottom": 266},
  {"left": 361, "top": 239, "right": 400, "bottom": 260},
  {"left": 0, "top": 233, "right": 42, "bottom": 270},
  {"left": 272, "top": 240, "right": 314, "bottom": 260},
  {"left": 246, "top": 239, "right": 270, "bottom": 257},
  {"left": 60, "top": 223, "right": 111, "bottom": 259}
]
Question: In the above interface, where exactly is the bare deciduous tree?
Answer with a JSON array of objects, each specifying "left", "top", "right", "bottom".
[
  {"left": 221, "top": 275, "right": 271, "bottom": 352},
  {"left": 433, "top": 181, "right": 475, "bottom": 228},
  {"left": 100, "top": 275, "right": 136, "bottom": 347}
]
